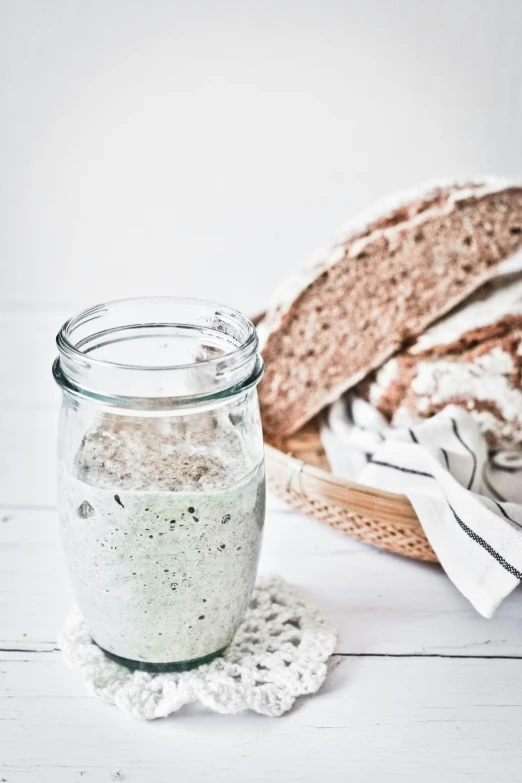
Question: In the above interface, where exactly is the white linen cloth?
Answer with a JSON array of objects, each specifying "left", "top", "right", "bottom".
[{"left": 321, "top": 397, "right": 522, "bottom": 618}]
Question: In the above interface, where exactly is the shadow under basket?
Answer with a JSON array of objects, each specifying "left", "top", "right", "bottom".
[{"left": 264, "top": 417, "right": 437, "bottom": 563}]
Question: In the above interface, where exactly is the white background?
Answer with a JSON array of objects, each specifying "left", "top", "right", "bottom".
[
  {"left": 2, "top": 0, "right": 522, "bottom": 316},
  {"left": 3, "top": 4, "right": 522, "bottom": 780}
]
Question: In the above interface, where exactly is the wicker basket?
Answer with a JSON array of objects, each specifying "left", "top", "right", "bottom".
[{"left": 264, "top": 417, "right": 437, "bottom": 563}]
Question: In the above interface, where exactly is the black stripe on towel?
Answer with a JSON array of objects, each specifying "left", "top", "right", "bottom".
[
  {"left": 449, "top": 505, "right": 522, "bottom": 580},
  {"left": 371, "top": 451, "right": 522, "bottom": 580},
  {"left": 409, "top": 429, "right": 419, "bottom": 444},
  {"left": 481, "top": 464, "right": 506, "bottom": 503},
  {"left": 440, "top": 448, "right": 450, "bottom": 470},
  {"left": 369, "top": 460, "right": 433, "bottom": 479},
  {"left": 493, "top": 500, "right": 522, "bottom": 530},
  {"left": 451, "top": 418, "right": 477, "bottom": 490}
]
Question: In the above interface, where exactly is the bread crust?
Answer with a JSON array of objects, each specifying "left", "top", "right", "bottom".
[{"left": 364, "top": 273, "right": 522, "bottom": 448}]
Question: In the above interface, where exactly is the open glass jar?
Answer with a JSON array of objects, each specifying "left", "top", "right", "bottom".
[{"left": 53, "top": 298, "right": 265, "bottom": 672}]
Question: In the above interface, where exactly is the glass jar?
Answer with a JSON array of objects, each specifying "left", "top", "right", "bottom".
[{"left": 53, "top": 297, "right": 265, "bottom": 672}]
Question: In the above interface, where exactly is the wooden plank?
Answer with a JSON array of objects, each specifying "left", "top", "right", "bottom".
[
  {"left": 3, "top": 507, "right": 522, "bottom": 657},
  {"left": 1, "top": 653, "right": 522, "bottom": 782}
]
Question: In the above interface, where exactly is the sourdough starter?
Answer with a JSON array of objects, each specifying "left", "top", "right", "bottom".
[{"left": 58, "top": 416, "right": 265, "bottom": 664}]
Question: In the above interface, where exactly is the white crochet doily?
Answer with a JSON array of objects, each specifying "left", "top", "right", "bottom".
[{"left": 59, "top": 576, "right": 337, "bottom": 720}]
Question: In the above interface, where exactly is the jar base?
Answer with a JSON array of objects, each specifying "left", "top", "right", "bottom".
[{"left": 94, "top": 642, "right": 228, "bottom": 673}]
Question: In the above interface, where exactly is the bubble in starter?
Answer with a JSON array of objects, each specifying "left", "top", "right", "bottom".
[{"left": 77, "top": 501, "right": 95, "bottom": 519}]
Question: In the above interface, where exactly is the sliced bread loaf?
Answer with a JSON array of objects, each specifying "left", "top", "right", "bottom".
[
  {"left": 362, "top": 272, "right": 522, "bottom": 448},
  {"left": 259, "top": 180, "right": 522, "bottom": 436}
]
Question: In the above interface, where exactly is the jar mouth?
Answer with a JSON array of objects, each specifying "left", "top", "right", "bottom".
[{"left": 54, "top": 296, "right": 262, "bottom": 409}]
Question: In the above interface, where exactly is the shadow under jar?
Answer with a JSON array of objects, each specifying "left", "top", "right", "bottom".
[{"left": 53, "top": 298, "right": 265, "bottom": 672}]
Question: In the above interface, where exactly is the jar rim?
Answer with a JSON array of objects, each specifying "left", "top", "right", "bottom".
[
  {"left": 56, "top": 295, "right": 258, "bottom": 371},
  {"left": 53, "top": 296, "right": 262, "bottom": 409}
]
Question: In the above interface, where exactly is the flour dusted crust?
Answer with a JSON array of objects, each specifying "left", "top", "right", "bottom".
[
  {"left": 364, "top": 273, "right": 522, "bottom": 448},
  {"left": 259, "top": 179, "right": 522, "bottom": 436}
]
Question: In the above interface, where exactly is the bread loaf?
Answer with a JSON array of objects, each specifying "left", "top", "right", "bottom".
[
  {"left": 362, "top": 272, "right": 522, "bottom": 448},
  {"left": 259, "top": 180, "right": 522, "bottom": 436}
]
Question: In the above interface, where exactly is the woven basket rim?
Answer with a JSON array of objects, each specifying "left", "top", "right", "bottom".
[{"left": 264, "top": 441, "right": 419, "bottom": 529}]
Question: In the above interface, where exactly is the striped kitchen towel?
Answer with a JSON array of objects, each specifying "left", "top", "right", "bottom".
[{"left": 321, "top": 398, "right": 522, "bottom": 617}]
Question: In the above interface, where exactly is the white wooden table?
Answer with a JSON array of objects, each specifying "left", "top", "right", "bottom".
[{"left": 2, "top": 310, "right": 522, "bottom": 782}]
